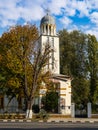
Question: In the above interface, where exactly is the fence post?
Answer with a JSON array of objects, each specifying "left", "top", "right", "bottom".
[
  {"left": 87, "top": 102, "right": 91, "bottom": 118},
  {"left": 71, "top": 103, "right": 75, "bottom": 118}
]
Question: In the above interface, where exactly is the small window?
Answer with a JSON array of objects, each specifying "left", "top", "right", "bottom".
[
  {"left": 47, "top": 36, "right": 49, "bottom": 43},
  {"left": 49, "top": 26, "right": 51, "bottom": 35},
  {"left": 52, "top": 37, "right": 54, "bottom": 47}
]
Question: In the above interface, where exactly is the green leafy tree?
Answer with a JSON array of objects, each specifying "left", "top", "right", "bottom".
[
  {"left": 46, "top": 92, "right": 58, "bottom": 113},
  {"left": 0, "top": 24, "right": 39, "bottom": 115},
  {"left": 59, "top": 29, "right": 75, "bottom": 76},
  {"left": 41, "top": 81, "right": 59, "bottom": 113},
  {"left": 59, "top": 30, "right": 90, "bottom": 104},
  {"left": 87, "top": 34, "right": 98, "bottom": 104},
  {"left": 69, "top": 30, "right": 88, "bottom": 78},
  {"left": 72, "top": 77, "right": 90, "bottom": 105}
]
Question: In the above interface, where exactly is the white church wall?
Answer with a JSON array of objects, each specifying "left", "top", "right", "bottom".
[
  {"left": 41, "top": 35, "right": 60, "bottom": 74},
  {"left": 59, "top": 80, "right": 71, "bottom": 115},
  {"left": 53, "top": 37, "right": 60, "bottom": 74}
]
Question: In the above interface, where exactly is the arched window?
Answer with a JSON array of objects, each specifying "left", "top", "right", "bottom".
[{"left": 49, "top": 26, "right": 51, "bottom": 35}]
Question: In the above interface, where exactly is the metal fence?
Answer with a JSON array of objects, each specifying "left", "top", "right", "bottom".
[{"left": 0, "top": 106, "right": 25, "bottom": 113}]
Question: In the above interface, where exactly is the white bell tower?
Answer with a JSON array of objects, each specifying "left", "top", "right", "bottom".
[
  {"left": 38, "top": 11, "right": 71, "bottom": 116},
  {"left": 40, "top": 12, "right": 60, "bottom": 74}
]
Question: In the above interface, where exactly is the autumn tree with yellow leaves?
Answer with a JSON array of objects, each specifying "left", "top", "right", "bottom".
[{"left": 0, "top": 24, "right": 53, "bottom": 118}]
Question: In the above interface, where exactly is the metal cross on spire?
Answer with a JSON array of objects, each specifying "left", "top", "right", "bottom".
[{"left": 46, "top": 8, "right": 50, "bottom": 15}]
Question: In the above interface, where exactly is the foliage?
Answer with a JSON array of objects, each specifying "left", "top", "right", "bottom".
[
  {"left": 59, "top": 29, "right": 90, "bottom": 104},
  {"left": 59, "top": 29, "right": 98, "bottom": 107},
  {"left": 92, "top": 104, "right": 98, "bottom": 114},
  {"left": 72, "top": 77, "right": 90, "bottom": 105},
  {"left": 32, "top": 104, "right": 39, "bottom": 113},
  {"left": 38, "top": 109, "right": 48, "bottom": 120},
  {"left": 0, "top": 24, "right": 53, "bottom": 118},
  {"left": 0, "top": 24, "right": 38, "bottom": 99},
  {"left": 87, "top": 34, "right": 98, "bottom": 104},
  {"left": 59, "top": 29, "right": 75, "bottom": 76},
  {"left": 42, "top": 91, "right": 59, "bottom": 113}
]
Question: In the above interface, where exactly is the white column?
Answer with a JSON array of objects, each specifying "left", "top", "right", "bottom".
[
  {"left": 39, "top": 95, "right": 42, "bottom": 110},
  {"left": 51, "top": 26, "right": 53, "bottom": 35},
  {"left": 48, "top": 25, "right": 49, "bottom": 35},
  {"left": 54, "top": 26, "right": 56, "bottom": 35},
  {"left": 44, "top": 25, "right": 46, "bottom": 34},
  {"left": 87, "top": 102, "right": 91, "bottom": 118},
  {"left": 53, "top": 26, "right": 54, "bottom": 35}
]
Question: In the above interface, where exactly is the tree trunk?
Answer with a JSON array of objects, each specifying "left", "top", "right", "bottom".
[{"left": 26, "top": 100, "right": 32, "bottom": 119}]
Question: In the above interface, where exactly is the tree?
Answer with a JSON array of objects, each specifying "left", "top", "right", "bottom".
[
  {"left": 0, "top": 24, "right": 39, "bottom": 115},
  {"left": 41, "top": 81, "right": 59, "bottom": 113},
  {"left": 72, "top": 77, "right": 90, "bottom": 105},
  {"left": 59, "top": 30, "right": 90, "bottom": 104},
  {"left": 69, "top": 30, "right": 88, "bottom": 78},
  {"left": 25, "top": 43, "right": 53, "bottom": 118},
  {"left": 59, "top": 29, "right": 75, "bottom": 76},
  {"left": 42, "top": 91, "right": 59, "bottom": 113},
  {"left": 0, "top": 24, "right": 53, "bottom": 118},
  {"left": 87, "top": 34, "right": 98, "bottom": 104}
]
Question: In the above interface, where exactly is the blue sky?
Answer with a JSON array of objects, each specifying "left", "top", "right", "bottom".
[{"left": 0, "top": 0, "right": 98, "bottom": 38}]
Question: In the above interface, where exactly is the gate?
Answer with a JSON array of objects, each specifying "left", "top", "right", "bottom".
[{"left": 75, "top": 104, "right": 87, "bottom": 118}]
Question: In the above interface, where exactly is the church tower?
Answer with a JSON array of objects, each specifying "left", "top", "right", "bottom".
[
  {"left": 38, "top": 12, "right": 71, "bottom": 116},
  {"left": 40, "top": 12, "right": 60, "bottom": 74}
]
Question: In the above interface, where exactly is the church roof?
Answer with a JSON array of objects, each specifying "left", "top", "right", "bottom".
[
  {"left": 51, "top": 74, "right": 72, "bottom": 82},
  {"left": 40, "top": 13, "right": 55, "bottom": 25}
]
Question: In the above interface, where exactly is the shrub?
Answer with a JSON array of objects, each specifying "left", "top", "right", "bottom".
[
  {"left": 38, "top": 109, "right": 48, "bottom": 121},
  {"left": 32, "top": 104, "right": 40, "bottom": 113}
]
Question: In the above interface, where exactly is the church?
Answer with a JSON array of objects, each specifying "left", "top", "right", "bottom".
[
  {"left": 0, "top": 12, "right": 72, "bottom": 116},
  {"left": 38, "top": 12, "right": 72, "bottom": 115}
]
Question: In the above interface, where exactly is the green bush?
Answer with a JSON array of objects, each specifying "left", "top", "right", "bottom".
[
  {"left": 41, "top": 92, "right": 59, "bottom": 113},
  {"left": 38, "top": 109, "right": 48, "bottom": 121},
  {"left": 92, "top": 104, "right": 98, "bottom": 114},
  {"left": 32, "top": 104, "right": 39, "bottom": 113}
]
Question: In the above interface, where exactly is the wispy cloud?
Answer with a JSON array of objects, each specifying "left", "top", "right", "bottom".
[
  {"left": 85, "top": 28, "right": 98, "bottom": 38},
  {"left": 90, "top": 12, "right": 98, "bottom": 25},
  {"left": 59, "top": 16, "right": 72, "bottom": 28}
]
